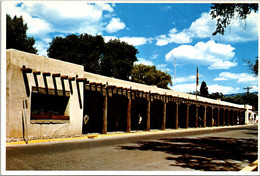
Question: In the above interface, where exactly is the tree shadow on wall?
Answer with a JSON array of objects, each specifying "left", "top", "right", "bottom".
[{"left": 118, "top": 137, "right": 258, "bottom": 171}]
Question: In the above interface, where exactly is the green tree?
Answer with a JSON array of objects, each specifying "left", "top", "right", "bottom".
[
  {"left": 208, "top": 92, "right": 224, "bottom": 100},
  {"left": 210, "top": 3, "right": 258, "bottom": 35},
  {"left": 200, "top": 81, "right": 209, "bottom": 97},
  {"left": 48, "top": 35, "right": 138, "bottom": 80},
  {"left": 130, "top": 64, "right": 172, "bottom": 89},
  {"left": 222, "top": 93, "right": 258, "bottom": 110},
  {"left": 6, "top": 14, "right": 37, "bottom": 54},
  {"left": 102, "top": 39, "right": 138, "bottom": 80},
  {"left": 47, "top": 34, "right": 105, "bottom": 74},
  {"left": 245, "top": 57, "right": 258, "bottom": 76}
]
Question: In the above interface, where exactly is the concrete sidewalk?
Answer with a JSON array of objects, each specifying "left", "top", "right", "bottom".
[{"left": 6, "top": 124, "right": 256, "bottom": 146}]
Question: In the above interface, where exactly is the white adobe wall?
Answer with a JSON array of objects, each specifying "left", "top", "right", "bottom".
[{"left": 6, "top": 49, "right": 84, "bottom": 139}]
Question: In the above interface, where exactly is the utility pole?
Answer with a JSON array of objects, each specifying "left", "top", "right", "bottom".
[
  {"left": 244, "top": 87, "right": 253, "bottom": 95},
  {"left": 243, "top": 87, "right": 253, "bottom": 104}
]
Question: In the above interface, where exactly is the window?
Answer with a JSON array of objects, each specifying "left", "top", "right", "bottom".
[{"left": 30, "top": 87, "right": 70, "bottom": 123}]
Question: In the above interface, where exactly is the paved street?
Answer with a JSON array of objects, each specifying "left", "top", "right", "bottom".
[{"left": 6, "top": 125, "right": 258, "bottom": 171}]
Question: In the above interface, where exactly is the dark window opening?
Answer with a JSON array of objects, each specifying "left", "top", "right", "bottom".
[{"left": 31, "top": 87, "right": 70, "bottom": 121}]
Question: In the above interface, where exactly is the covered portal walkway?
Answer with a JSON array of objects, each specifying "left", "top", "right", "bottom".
[{"left": 82, "top": 81, "right": 246, "bottom": 134}]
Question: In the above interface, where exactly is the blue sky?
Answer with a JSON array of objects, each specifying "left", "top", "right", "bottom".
[{"left": 5, "top": 1, "right": 258, "bottom": 94}]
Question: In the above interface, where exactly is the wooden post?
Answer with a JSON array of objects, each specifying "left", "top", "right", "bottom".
[
  {"left": 232, "top": 110, "right": 235, "bottom": 125},
  {"left": 238, "top": 111, "right": 241, "bottom": 125},
  {"left": 240, "top": 110, "right": 243, "bottom": 125},
  {"left": 162, "top": 99, "right": 166, "bottom": 130},
  {"left": 146, "top": 99, "right": 151, "bottom": 131},
  {"left": 175, "top": 101, "right": 179, "bottom": 129},
  {"left": 211, "top": 107, "right": 214, "bottom": 127},
  {"left": 204, "top": 105, "right": 207, "bottom": 127},
  {"left": 126, "top": 97, "right": 131, "bottom": 133},
  {"left": 227, "top": 109, "right": 230, "bottom": 126},
  {"left": 223, "top": 108, "right": 225, "bottom": 126},
  {"left": 195, "top": 105, "right": 199, "bottom": 128},
  {"left": 102, "top": 89, "right": 108, "bottom": 134},
  {"left": 186, "top": 103, "right": 190, "bottom": 128},
  {"left": 217, "top": 107, "right": 220, "bottom": 126},
  {"left": 22, "top": 100, "right": 28, "bottom": 144}
]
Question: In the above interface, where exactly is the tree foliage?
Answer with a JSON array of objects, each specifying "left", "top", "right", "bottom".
[
  {"left": 244, "top": 57, "right": 258, "bottom": 76},
  {"left": 102, "top": 39, "right": 138, "bottom": 80},
  {"left": 200, "top": 81, "right": 209, "bottom": 97},
  {"left": 47, "top": 34, "right": 138, "bottom": 80},
  {"left": 222, "top": 93, "right": 258, "bottom": 110},
  {"left": 48, "top": 34, "right": 105, "bottom": 74},
  {"left": 6, "top": 14, "right": 37, "bottom": 54},
  {"left": 210, "top": 3, "right": 258, "bottom": 35},
  {"left": 208, "top": 92, "right": 224, "bottom": 100},
  {"left": 130, "top": 64, "right": 172, "bottom": 89}
]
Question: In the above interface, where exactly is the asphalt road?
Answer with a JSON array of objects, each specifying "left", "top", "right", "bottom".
[{"left": 5, "top": 125, "right": 258, "bottom": 171}]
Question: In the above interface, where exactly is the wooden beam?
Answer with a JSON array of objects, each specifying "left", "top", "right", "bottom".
[
  {"left": 217, "top": 107, "right": 220, "bottom": 126},
  {"left": 68, "top": 77, "right": 75, "bottom": 81},
  {"left": 126, "top": 97, "right": 131, "bottom": 133},
  {"left": 223, "top": 108, "right": 225, "bottom": 126},
  {"left": 102, "top": 90, "right": 108, "bottom": 134},
  {"left": 232, "top": 110, "right": 235, "bottom": 125},
  {"left": 211, "top": 106, "right": 214, "bottom": 127},
  {"left": 195, "top": 104, "right": 199, "bottom": 128},
  {"left": 76, "top": 78, "right": 87, "bottom": 82},
  {"left": 175, "top": 101, "right": 179, "bottom": 129},
  {"left": 227, "top": 109, "right": 230, "bottom": 126},
  {"left": 52, "top": 73, "right": 61, "bottom": 77},
  {"left": 146, "top": 100, "right": 151, "bottom": 131},
  {"left": 43, "top": 72, "right": 51, "bottom": 76},
  {"left": 204, "top": 105, "right": 207, "bottom": 127},
  {"left": 186, "top": 103, "right": 190, "bottom": 128},
  {"left": 21, "top": 66, "right": 32, "bottom": 73},
  {"left": 162, "top": 99, "right": 166, "bottom": 130},
  {"left": 33, "top": 71, "right": 41, "bottom": 75}
]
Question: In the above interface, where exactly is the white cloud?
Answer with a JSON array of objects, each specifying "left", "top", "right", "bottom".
[
  {"left": 170, "top": 83, "right": 240, "bottom": 94},
  {"left": 34, "top": 38, "right": 51, "bottom": 56},
  {"left": 212, "top": 11, "right": 259, "bottom": 43},
  {"left": 214, "top": 72, "right": 258, "bottom": 84},
  {"left": 208, "top": 60, "right": 237, "bottom": 70},
  {"left": 156, "top": 64, "right": 171, "bottom": 73},
  {"left": 170, "top": 83, "right": 197, "bottom": 93},
  {"left": 5, "top": 1, "right": 117, "bottom": 38},
  {"left": 150, "top": 54, "right": 159, "bottom": 60},
  {"left": 250, "top": 85, "right": 259, "bottom": 92},
  {"left": 5, "top": 1, "right": 126, "bottom": 56},
  {"left": 119, "top": 37, "right": 152, "bottom": 46},
  {"left": 103, "top": 36, "right": 152, "bottom": 46},
  {"left": 208, "top": 84, "right": 240, "bottom": 94},
  {"left": 156, "top": 28, "right": 192, "bottom": 46},
  {"left": 172, "top": 75, "right": 196, "bottom": 84},
  {"left": 103, "top": 36, "right": 117, "bottom": 42},
  {"left": 105, "top": 17, "right": 126, "bottom": 33},
  {"left": 189, "top": 12, "right": 215, "bottom": 38},
  {"left": 156, "top": 10, "right": 258, "bottom": 45},
  {"left": 165, "top": 40, "right": 237, "bottom": 70},
  {"left": 135, "top": 58, "right": 154, "bottom": 66}
]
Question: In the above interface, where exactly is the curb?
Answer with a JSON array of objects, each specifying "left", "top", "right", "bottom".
[
  {"left": 6, "top": 129, "right": 171, "bottom": 145},
  {"left": 240, "top": 160, "right": 258, "bottom": 172},
  {"left": 6, "top": 125, "right": 253, "bottom": 146}
]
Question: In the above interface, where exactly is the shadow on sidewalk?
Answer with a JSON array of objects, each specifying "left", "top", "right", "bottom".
[{"left": 117, "top": 136, "right": 258, "bottom": 171}]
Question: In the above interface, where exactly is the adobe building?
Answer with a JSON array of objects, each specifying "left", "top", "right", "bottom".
[{"left": 6, "top": 49, "right": 252, "bottom": 140}]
